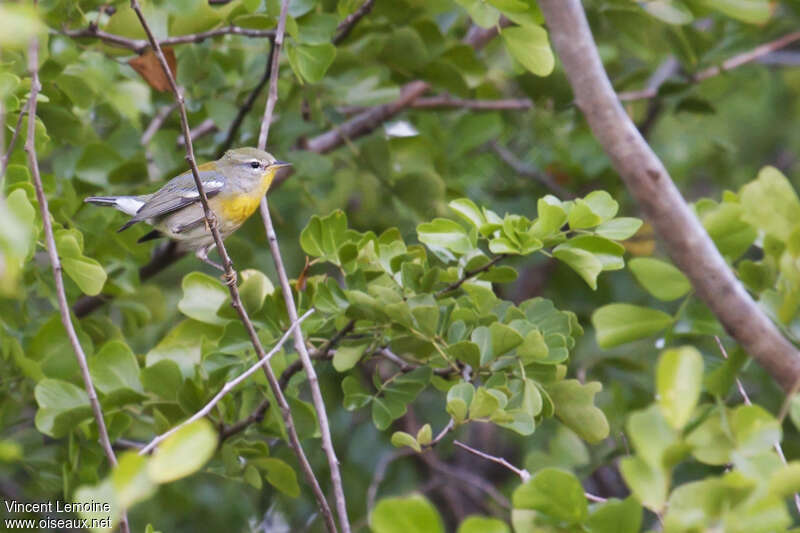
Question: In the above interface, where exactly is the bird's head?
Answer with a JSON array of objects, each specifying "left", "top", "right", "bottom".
[{"left": 222, "top": 147, "right": 291, "bottom": 182}]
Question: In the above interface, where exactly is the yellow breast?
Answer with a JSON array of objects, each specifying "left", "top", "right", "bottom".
[{"left": 215, "top": 169, "right": 276, "bottom": 228}]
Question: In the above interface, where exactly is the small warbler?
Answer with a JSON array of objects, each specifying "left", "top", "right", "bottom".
[{"left": 85, "top": 147, "right": 290, "bottom": 270}]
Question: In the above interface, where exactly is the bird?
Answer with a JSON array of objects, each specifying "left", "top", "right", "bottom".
[{"left": 85, "top": 147, "right": 290, "bottom": 271}]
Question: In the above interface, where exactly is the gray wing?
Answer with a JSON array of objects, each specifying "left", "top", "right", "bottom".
[{"left": 118, "top": 170, "right": 225, "bottom": 232}]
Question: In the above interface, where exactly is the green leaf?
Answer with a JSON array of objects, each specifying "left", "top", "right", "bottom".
[
  {"left": 686, "top": 407, "right": 735, "bottom": 465},
  {"left": 553, "top": 247, "right": 603, "bottom": 290},
  {"left": 517, "top": 329, "right": 549, "bottom": 362},
  {"left": 34, "top": 379, "right": 92, "bottom": 438},
  {"left": 568, "top": 191, "right": 619, "bottom": 229},
  {"left": 178, "top": 272, "right": 229, "bottom": 325},
  {"left": 0, "top": 4, "right": 45, "bottom": 48},
  {"left": 470, "top": 387, "right": 503, "bottom": 419},
  {"left": 490, "top": 322, "right": 524, "bottom": 357},
  {"left": 56, "top": 232, "right": 107, "bottom": 296},
  {"left": 391, "top": 430, "right": 421, "bottom": 452},
  {"left": 238, "top": 269, "right": 273, "bottom": 314},
  {"left": 455, "top": 0, "right": 500, "bottom": 28},
  {"left": 629, "top": 257, "right": 691, "bottom": 301},
  {"left": 300, "top": 210, "right": 348, "bottom": 264},
  {"left": 146, "top": 320, "right": 221, "bottom": 378},
  {"left": 416, "top": 423, "right": 433, "bottom": 446},
  {"left": 371, "top": 494, "right": 445, "bottom": 533},
  {"left": 260, "top": 457, "right": 300, "bottom": 497},
  {"left": 297, "top": 13, "right": 338, "bottom": 44},
  {"left": 458, "top": 516, "right": 510, "bottom": 533},
  {"left": 512, "top": 468, "right": 588, "bottom": 524},
  {"left": 112, "top": 451, "right": 155, "bottom": 509},
  {"left": 546, "top": 380, "right": 609, "bottom": 444},
  {"left": 739, "top": 166, "right": 800, "bottom": 242},
  {"left": 619, "top": 456, "right": 668, "bottom": 511},
  {"left": 556, "top": 235, "right": 625, "bottom": 271},
  {"left": 641, "top": 1, "right": 694, "bottom": 24},
  {"left": 449, "top": 198, "right": 487, "bottom": 229},
  {"left": 731, "top": 404, "right": 781, "bottom": 457},
  {"left": 471, "top": 326, "right": 493, "bottom": 365},
  {"left": 448, "top": 341, "right": 481, "bottom": 368},
  {"left": 501, "top": 25, "right": 554, "bottom": 77},
  {"left": 591, "top": 304, "right": 674, "bottom": 348},
  {"left": 372, "top": 367, "right": 432, "bottom": 430},
  {"left": 417, "top": 218, "right": 473, "bottom": 258},
  {"left": 89, "top": 341, "right": 146, "bottom": 408},
  {"left": 626, "top": 405, "right": 679, "bottom": 468},
  {"left": 333, "top": 341, "right": 369, "bottom": 372},
  {"left": 286, "top": 42, "right": 337, "bottom": 84},
  {"left": 656, "top": 347, "right": 703, "bottom": 430},
  {"left": 698, "top": 0, "right": 771, "bottom": 24},
  {"left": 342, "top": 375, "right": 372, "bottom": 410},
  {"left": 586, "top": 497, "right": 643, "bottom": 533},
  {"left": 148, "top": 420, "right": 218, "bottom": 483},
  {"left": 141, "top": 359, "right": 183, "bottom": 401},
  {"left": 595, "top": 218, "right": 643, "bottom": 240}
]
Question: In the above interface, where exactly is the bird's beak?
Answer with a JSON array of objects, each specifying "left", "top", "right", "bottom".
[{"left": 272, "top": 160, "right": 292, "bottom": 169}]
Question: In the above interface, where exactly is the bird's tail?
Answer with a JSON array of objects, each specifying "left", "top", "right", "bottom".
[{"left": 84, "top": 195, "right": 144, "bottom": 216}]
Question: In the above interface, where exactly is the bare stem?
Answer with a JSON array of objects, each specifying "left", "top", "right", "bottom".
[
  {"left": 1, "top": 98, "right": 29, "bottom": 181},
  {"left": 333, "top": 0, "right": 376, "bottom": 45},
  {"left": 255, "top": 1, "right": 351, "bottom": 531},
  {"left": 453, "top": 440, "right": 531, "bottom": 482},
  {"left": 618, "top": 31, "right": 800, "bottom": 102},
  {"left": 140, "top": 310, "right": 313, "bottom": 455},
  {"left": 23, "top": 33, "right": 130, "bottom": 533},
  {"left": 129, "top": 3, "right": 336, "bottom": 530},
  {"left": 435, "top": 254, "right": 506, "bottom": 297},
  {"left": 539, "top": 0, "right": 800, "bottom": 392}
]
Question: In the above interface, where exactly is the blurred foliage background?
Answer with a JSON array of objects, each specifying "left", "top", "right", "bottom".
[{"left": 3, "top": 0, "right": 800, "bottom": 532}]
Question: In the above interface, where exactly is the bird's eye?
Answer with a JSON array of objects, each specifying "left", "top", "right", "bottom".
[{"left": 249, "top": 161, "right": 260, "bottom": 169}]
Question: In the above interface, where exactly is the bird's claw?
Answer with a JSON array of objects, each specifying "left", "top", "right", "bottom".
[{"left": 222, "top": 270, "right": 237, "bottom": 287}]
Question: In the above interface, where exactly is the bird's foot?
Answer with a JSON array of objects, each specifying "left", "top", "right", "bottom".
[{"left": 195, "top": 246, "right": 225, "bottom": 272}]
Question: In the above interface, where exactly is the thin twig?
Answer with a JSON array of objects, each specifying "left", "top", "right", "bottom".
[
  {"left": 216, "top": 40, "right": 276, "bottom": 157},
  {"left": 435, "top": 254, "right": 506, "bottom": 297},
  {"left": 489, "top": 141, "right": 572, "bottom": 198},
  {"left": 379, "top": 348, "right": 456, "bottom": 376},
  {"left": 141, "top": 103, "right": 177, "bottom": 145},
  {"left": 61, "top": 25, "right": 275, "bottom": 54},
  {"left": 141, "top": 310, "right": 313, "bottom": 455},
  {"left": 618, "top": 31, "right": 800, "bottom": 102},
  {"left": 128, "top": 3, "right": 336, "bottom": 531},
  {"left": 715, "top": 336, "right": 800, "bottom": 515},
  {"left": 1, "top": 98, "right": 29, "bottom": 181},
  {"left": 333, "top": 0, "right": 376, "bottom": 45},
  {"left": 23, "top": 32, "right": 130, "bottom": 533},
  {"left": 177, "top": 118, "right": 217, "bottom": 146},
  {"left": 255, "top": 3, "right": 351, "bottom": 531},
  {"left": 453, "top": 440, "right": 530, "bottom": 482}
]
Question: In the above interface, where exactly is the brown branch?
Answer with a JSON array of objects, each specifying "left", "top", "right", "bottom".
[
  {"left": 333, "top": 0, "right": 376, "bottom": 45},
  {"left": 435, "top": 254, "right": 505, "bottom": 297},
  {"left": 255, "top": 3, "right": 351, "bottom": 530},
  {"left": 338, "top": 96, "right": 532, "bottom": 115},
  {"left": 453, "top": 440, "right": 530, "bottom": 482},
  {"left": 489, "top": 141, "right": 573, "bottom": 198},
  {"left": 216, "top": 40, "right": 276, "bottom": 157},
  {"left": 618, "top": 31, "right": 800, "bottom": 102},
  {"left": 61, "top": 24, "right": 275, "bottom": 54},
  {"left": 177, "top": 118, "right": 217, "bottom": 146},
  {"left": 128, "top": 3, "right": 336, "bottom": 531},
  {"left": 538, "top": 0, "right": 800, "bottom": 392},
  {"left": 23, "top": 32, "right": 130, "bottom": 533}
]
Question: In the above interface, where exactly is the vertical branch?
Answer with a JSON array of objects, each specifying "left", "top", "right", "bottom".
[
  {"left": 538, "top": 0, "right": 800, "bottom": 392},
  {"left": 23, "top": 34, "right": 130, "bottom": 533},
  {"left": 255, "top": 1, "right": 352, "bottom": 531},
  {"left": 128, "top": 2, "right": 337, "bottom": 531}
]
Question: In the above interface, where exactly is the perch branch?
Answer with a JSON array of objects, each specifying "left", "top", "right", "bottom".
[
  {"left": 129, "top": 3, "right": 336, "bottom": 531},
  {"left": 140, "top": 310, "right": 312, "bottom": 455},
  {"left": 255, "top": 2, "right": 351, "bottom": 531},
  {"left": 23, "top": 33, "right": 130, "bottom": 533},
  {"left": 538, "top": 0, "right": 800, "bottom": 392}
]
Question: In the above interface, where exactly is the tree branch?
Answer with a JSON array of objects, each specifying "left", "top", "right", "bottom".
[
  {"left": 1, "top": 98, "right": 29, "bottom": 181},
  {"left": 128, "top": 3, "right": 336, "bottom": 531},
  {"left": 140, "top": 310, "right": 313, "bottom": 455},
  {"left": 23, "top": 32, "right": 130, "bottom": 533},
  {"left": 337, "top": 96, "right": 533, "bottom": 115},
  {"left": 453, "top": 440, "right": 530, "bottom": 482},
  {"left": 435, "top": 254, "right": 505, "bottom": 297},
  {"left": 618, "top": 31, "right": 800, "bottom": 102},
  {"left": 61, "top": 24, "right": 275, "bottom": 55},
  {"left": 333, "top": 0, "right": 375, "bottom": 45},
  {"left": 255, "top": 3, "right": 351, "bottom": 530},
  {"left": 538, "top": 0, "right": 800, "bottom": 392}
]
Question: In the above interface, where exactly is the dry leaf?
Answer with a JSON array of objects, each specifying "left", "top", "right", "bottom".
[{"left": 129, "top": 47, "right": 177, "bottom": 92}]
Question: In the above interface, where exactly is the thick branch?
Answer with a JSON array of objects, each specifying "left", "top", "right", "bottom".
[
  {"left": 338, "top": 96, "right": 533, "bottom": 115},
  {"left": 255, "top": 3, "right": 351, "bottom": 530},
  {"left": 129, "top": 3, "right": 336, "bottom": 530},
  {"left": 24, "top": 34, "right": 130, "bottom": 533},
  {"left": 538, "top": 0, "right": 800, "bottom": 392}
]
